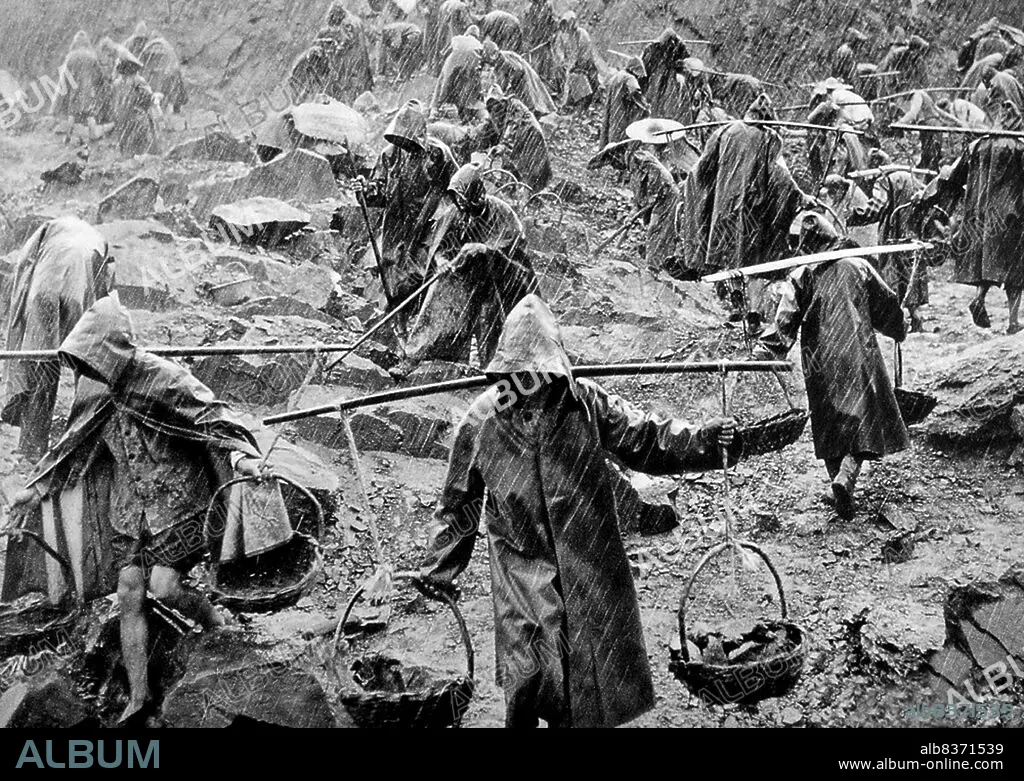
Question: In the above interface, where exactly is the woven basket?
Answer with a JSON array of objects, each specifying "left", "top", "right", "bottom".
[
  {"left": 670, "top": 541, "right": 807, "bottom": 705},
  {"left": 895, "top": 387, "right": 937, "bottom": 427},
  {"left": 739, "top": 409, "right": 809, "bottom": 456},
  {"left": 0, "top": 530, "right": 81, "bottom": 657},
  {"left": 203, "top": 475, "right": 324, "bottom": 612},
  {"left": 337, "top": 577, "right": 475, "bottom": 728}
]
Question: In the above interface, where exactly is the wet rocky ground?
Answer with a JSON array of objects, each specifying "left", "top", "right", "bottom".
[{"left": 1, "top": 66, "right": 1023, "bottom": 728}]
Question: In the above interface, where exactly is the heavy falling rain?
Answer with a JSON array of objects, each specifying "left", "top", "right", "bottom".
[{"left": 0, "top": 0, "right": 1021, "bottom": 740}]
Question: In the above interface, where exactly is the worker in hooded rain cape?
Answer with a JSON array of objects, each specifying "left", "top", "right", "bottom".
[
  {"left": 356, "top": 99, "right": 458, "bottom": 315},
  {"left": 2, "top": 216, "right": 114, "bottom": 461},
  {"left": 481, "top": 88, "right": 552, "bottom": 192},
  {"left": 600, "top": 56, "right": 649, "bottom": 148},
  {"left": 680, "top": 94, "right": 813, "bottom": 324},
  {"left": 844, "top": 151, "right": 929, "bottom": 331},
  {"left": 758, "top": 213, "right": 908, "bottom": 519},
  {"left": 639, "top": 29, "right": 689, "bottom": 120},
  {"left": 139, "top": 32, "right": 188, "bottom": 113},
  {"left": 4, "top": 295, "right": 263, "bottom": 724},
  {"left": 51, "top": 31, "right": 106, "bottom": 142},
  {"left": 833, "top": 27, "right": 869, "bottom": 89},
  {"left": 522, "top": 0, "right": 559, "bottom": 92},
  {"left": 416, "top": 294, "right": 741, "bottom": 727},
  {"left": 480, "top": 39, "right": 558, "bottom": 118},
  {"left": 399, "top": 163, "right": 534, "bottom": 369},
  {"left": 916, "top": 100, "right": 1024, "bottom": 334}
]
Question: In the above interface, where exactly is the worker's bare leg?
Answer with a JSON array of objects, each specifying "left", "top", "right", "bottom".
[
  {"left": 149, "top": 565, "right": 224, "bottom": 630},
  {"left": 117, "top": 566, "right": 151, "bottom": 723},
  {"left": 1006, "top": 286, "right": 1023, "bottom": 335}
]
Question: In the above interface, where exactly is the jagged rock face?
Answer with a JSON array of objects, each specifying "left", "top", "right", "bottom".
[
  {"left": 921, "top": 335, "right": 1024, "bottom": 452},
  {"left": 926, "top": 564, "right": 1024, "bottom": 703}
]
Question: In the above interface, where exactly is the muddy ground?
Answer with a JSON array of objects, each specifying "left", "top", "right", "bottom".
[{"left": 2, "top": 20, "right": 1024, "bottom": 728}]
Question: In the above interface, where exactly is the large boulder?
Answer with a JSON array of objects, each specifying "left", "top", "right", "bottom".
[
  {"left": 921, "top": 333, "right": 1024, "bottom": 450},
  {"left": 101, "top": 220, "right": 209, "bottom": 309},
  {"left": 925, "top": 564, "right": 1024, "bottom": 707},
  {"left": 160, "top": 630, "right": 339, "bottom": 728},
  {"left": 165, "top": 130, "right": 255, "bottom": 164},
  {"left": 210, "top": 197, "right": 311, "bottom": 248},
  {"left": 0, "top": 674, "right": 96, "bottom": 728},
  {"left": 97, "top": 176, "right": 160, "bottom": 223},
  {"left": 190, "top": 150, "right": 338, "bottom": 221},
  {"left": 289, "top": 384, "right": 468, "bottom": 459}
]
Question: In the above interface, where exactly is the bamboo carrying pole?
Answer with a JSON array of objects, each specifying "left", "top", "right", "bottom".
[
  {"left": 848, "top": 164, "right": 938, "bottom": 179},
  {"left": 262, "top": 361, "right": 794, "bottom": 425},
  {"left": 872, "top": 87, "right": 975, "bottom": 103},
  {"left": 0, "top": 343, "right": 357, "bottom": 361},
  {"left": 889, "top": 123, "right": 1024, "bottom": 139},
  {"left": 701, "top": 242, "right": 932, "bottom": 283},
  {"left": 654, "top": 119, "right": 867, "bottom": 138}
]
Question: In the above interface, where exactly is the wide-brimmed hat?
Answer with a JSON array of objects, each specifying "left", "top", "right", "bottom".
[
  {"left": 626, "top": 117, "right": 684, "bottom": 145},
  {"left": 815, "top": 76, "right": 854, "bottom": 92}
]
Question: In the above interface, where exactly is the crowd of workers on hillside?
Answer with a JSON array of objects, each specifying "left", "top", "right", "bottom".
[{"left": 3, "top": 2, "right": 1023, "bottom": 729}]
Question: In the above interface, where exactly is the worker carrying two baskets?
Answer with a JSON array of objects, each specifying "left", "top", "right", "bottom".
[
  {"left": 756, "top": 213, "right": 910, "bottom": 519},
  {"left": 415, "top": 294, "right": 742, "bottom": 728},
  {"left": 2, "top": 294, "right": 272, "bottom": 726}
]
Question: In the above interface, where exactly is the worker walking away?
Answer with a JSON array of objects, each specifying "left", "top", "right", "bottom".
[{"left": 758, "top": 213, "right": 909, "bottom": 519}]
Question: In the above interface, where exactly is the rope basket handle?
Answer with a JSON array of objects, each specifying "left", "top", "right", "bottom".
[
  {"left": 203, "top": 474, "right": 325, "bottom": 567},
  {"left": 677, "top": 540, "right": 788, "bottom": 663},
  {"left": 334, "top": 573, "right": 474, "bottom": 681},
  {"left": 1, "top": 529, "right": 77, "bottom": 605}
]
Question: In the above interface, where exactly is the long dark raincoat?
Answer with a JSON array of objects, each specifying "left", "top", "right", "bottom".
[
  {"left": 365, "top": 135, "right": 458, "bottom": 303},
  {"left": 2, "top": 217, "right": 114, "bottom": 457},
  {"left": 641, "top": 29, "right": 688, "bottom": 120},
  {"left": 629, "top": 149, "right": 679, "bottom": 270},
  {"left": 51, "top": 32, "right": 105, "bottom": 122},
  {"left": 432, "top": 44, "right": 484, "bottom": 120},
  {"left": 680, "top": 120, "right": 803, "bottom": 275},
  {"left": 929, "top": 131, "right": 1024, "bottom": 289},
  {"left": 848, "top": 170, "right": 929, "bottom": 307},
  {"left": 139, "top": 36, "right": 188, "bottom": 112},
  {"left": 404, "top": 242, "right": 539, "bottom": 365},
  {"left": 2, "top": 296, "right": 259, "bottom": 605},
  {"left": 112, "top": 71, "right": 159, "bottom": 157},
  {"left": 600, "top": 60, "right": 649, "bottom": 148},
  {"left": 421, "top": 294, "right": 741, "bottom": 727},
  {"left": 522, "top": 0, "right": 559, "bottom": 91},
  {"left": 480, "top": 10, "right": 523, "bottom": 53},
  {"left": 761, "top": 256, "right": 909, "bottom": 461},
  {"left": 489, "top": 48, "right": 557, "bottom": 117},
  {"left": 486, "top": 95, "right": 552, "bottom": 191}
]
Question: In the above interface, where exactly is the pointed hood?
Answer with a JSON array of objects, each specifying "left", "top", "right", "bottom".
[
  {"left": 384, "top": 99, "right": 428, "bottom": 152},
  {"left": 484, "top": 295, "right": 574, "bottom": 387},
  {"left": 71, "top": 30, "right": 93, "bottom": 52},
  {"left": 58, "top": 293, "right": 137, "bottom": 386},
  {"left": 625, "top": 56, "right": 647, "bottom": 83},
  {"left": 447, "top": 162, "right": 486, "bottom": 211}
]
